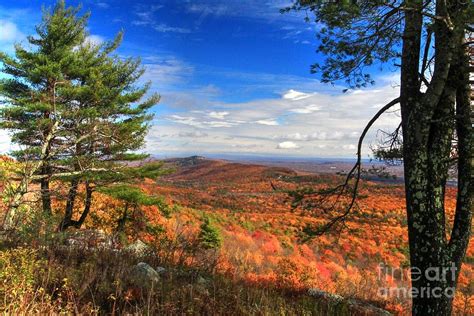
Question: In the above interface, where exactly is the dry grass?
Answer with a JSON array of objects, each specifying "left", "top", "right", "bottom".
[{"left": 0, "top": 234, "right": 364, "bottom": 316}]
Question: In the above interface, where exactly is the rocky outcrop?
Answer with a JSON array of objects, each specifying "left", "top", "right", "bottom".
[
  {"left": 125, "top": 239, "right": 149, "bottom": 255},
  {"left": 64, "top": 229, "right": 114, "bottom": 249},
  {"left": 129, "top": 262, "right": 160, "bottom": 288},
  {"left": 308, "top": 288, "right": 392, "bottom": 316}
]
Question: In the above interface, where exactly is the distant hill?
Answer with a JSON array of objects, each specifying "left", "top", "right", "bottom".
[
  {"left": 162, "top": 156, "right": 297, "bottom": 183},
  {"left": 163, "top": 155, "right": 208, "bottom": 168}
]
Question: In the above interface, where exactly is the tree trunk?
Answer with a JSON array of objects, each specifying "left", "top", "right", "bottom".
[
  {"left": 449, "top": 32, "right": 473, "bottom": 266},
  {"left": 58, "top": 178, "right": 79, "bottom": 231},
  {"left": 403, "top": 82, "right": 457, "bottom": 315},
  {"left": 398, "top": 1, "right": 472, "bottom": 314},
  {"left": 72, "top": 182, "right": 93, "bottom": 229},
  {"left": 40, "top": 164, "right": 52, "bottom": 216}
]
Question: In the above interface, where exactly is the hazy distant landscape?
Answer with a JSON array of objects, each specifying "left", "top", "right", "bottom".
[
  {"left": 226, "top": 157, "right": 405, "bottom": 179},
  {"left": 156, "top": 154, "right": 406, "bottom": 179}
]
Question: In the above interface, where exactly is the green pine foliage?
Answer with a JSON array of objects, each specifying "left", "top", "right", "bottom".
[
  {"left": 0, "top": 0, "right": 91, "bottom": 214},
  {"left": 0, "top": 0, "right": 162, "bottom": 229},
  {"left": 99, "top": 185, "right": 163, "bottom": 208},
  {"left": 99, "top": 184, "right": 169, "bottom": 233},
  {"left": 198, "top": 216, "right": 222, "bottom": 250}
]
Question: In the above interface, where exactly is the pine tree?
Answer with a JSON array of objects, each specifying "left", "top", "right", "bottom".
[
  {"left": 56, "top": 31, "right": 161, "bottom": 230},
  {"left": 0, "top": 0, "right": 89, "bottom": 216},
  {"left": 198, "top": 216, "right": 222, "bottom": 250},
  {"left": 0, "top": 0, "right": 162, "bottom": 230}
]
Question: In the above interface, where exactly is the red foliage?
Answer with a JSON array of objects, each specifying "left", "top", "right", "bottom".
[{"left": 66, "top": 159, "right": 473, "bottom": 315}]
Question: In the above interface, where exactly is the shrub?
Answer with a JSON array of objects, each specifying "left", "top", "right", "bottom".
[{"left": 0, "top": 248, "right": 42, "bottom": 311}]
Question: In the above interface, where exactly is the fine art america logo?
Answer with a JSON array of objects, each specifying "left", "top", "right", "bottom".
[{"left": 378, "top": 263, "right": 458, "bottom": 299}]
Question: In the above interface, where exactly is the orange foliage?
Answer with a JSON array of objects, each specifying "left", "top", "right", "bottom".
[{"left": 36, "top": 159, "right": 474, "bottom": 315}]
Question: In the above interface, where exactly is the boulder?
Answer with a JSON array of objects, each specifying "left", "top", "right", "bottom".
[
  {"left": 125, "top": 239, "right": 149, "bottom": 255},
  {"left": 155, "top": 266, "right": 166, "bottom": 274},
  {"left": 308, "top": 288, "right": 392, "bottom": 316},
  {"left": 65, "top": 229, "right": 113, "bottom": 249},
  {"left": 129, "top": 262, "right": 160, "bottom": 288},
  {"left": 196, "top": 276, "right": 208, "bottom": 285},
  {"left": 308, "top": 288, "right": 344, "bottom": 302}
]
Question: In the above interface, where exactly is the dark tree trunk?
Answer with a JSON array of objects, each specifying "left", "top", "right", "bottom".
[
  {"left": 40, "top": 163, "right": 52, "bottom": 215},
  {"left": 59, "top": 181, "right": 94, "bottom": 230},
  {"left": 449, "top": 43, "right": 473, "bottom": 265},
  {"left": 399, "top": 1, "right": 472, "bottom": 313},
  {"left": 40, "top": 177, "right": 52, "bottom": 215},
  {"left": 72, "top": 182, "right": 93, "bottom": 229},
  {"left": 58, "top": 178, "right": 79, "bottom": 231}
]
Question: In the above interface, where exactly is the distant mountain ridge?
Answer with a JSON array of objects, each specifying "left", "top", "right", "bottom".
[
  {"left": 161, "top": 156, "right": 297, "bottom": 183},
  {"left": 163, "top": 155, "right": 208, "bottom": 168}
]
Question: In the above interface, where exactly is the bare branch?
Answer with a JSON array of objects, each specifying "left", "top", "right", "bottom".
[{"left": 296, "top": 97, "right": 401, "bottom": 238}]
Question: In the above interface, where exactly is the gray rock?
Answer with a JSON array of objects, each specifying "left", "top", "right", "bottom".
[
  {"left": 308, "top": 288, "right": 392, "bottom": 315},
  {"left": 308, "top": 288, "right": 344, "bottom": 302},
  {"left": 196, "top": 276, "right": 208, "bottom": 284},
  {"left": 129, "top": 262, "right": 160, "bottom": 288},
  {"left": 65, "top": 229, "right": 113, "bottom": 249},
  {"left": 155, "top": 266, "right": 166, "bottom": 274},
  {"left": 125, "top": 239, "right": 149, "bottom": 255}
]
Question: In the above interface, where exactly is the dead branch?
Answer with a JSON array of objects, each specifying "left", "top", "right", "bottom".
[{"left": 295, "top": 97, "right": 401, "bottom": 238}]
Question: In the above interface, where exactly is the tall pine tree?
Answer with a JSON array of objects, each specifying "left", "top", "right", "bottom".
[
  {"left": 0, "top": 0, "right": 89, "bottom": 216},
  {"left": 0, "top": 0, "right": 162, "bottom": 230},
  {"left": 56, "top": 32, "right": 161, "bottom": 230}
]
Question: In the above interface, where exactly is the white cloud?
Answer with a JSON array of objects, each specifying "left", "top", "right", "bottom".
[
  {"left": 0, "top": 19, "right": 25, "bottom": 54},
  {"left": 0, "top": 20, "right": 23, "bottom": 42},
  {"left": 168, "top": 115, "right": 241, "bottom": 129},
  {"left": 183, "top": 1, "right": 317, "bottom": 46},
  {"left": 142, "top": 56, "right": 194, "bottom": 89},
  {"left": 290, "top": 103, "right": 321, "bottom": 114},
  {"left": 149, "top": 77, "right": 400, "bottom": 157},
  {"left": 0, "top": 130, "right": 12, "bottom": 154},
  {"left": 96, "top": 2, "right": 109, "bottom": 9},
  {"left": 185, "top": 1, "right": 304, "bottom": 23},
  {"left": 179, "top": 131, "right": 208, "bottom": 138},
  {"left": 168, "top": 115, "right": 202, "bottom": 128},
  {"left": 277, "top": 141, "right": 300, "bottom": 149},
  {"left": 256, "top": 119, "right": 279, "bottom": 126},
  {"left": 342, "top": 144, "right": 357, "bottom": 150},
  {"left": 133, "top": 5, "right": 163, "bottom": 26},
  {"left": 187, "top": 3, "right": 230, "bottom": 17},
  {"left": 282, "top": 89, "right": 312, "bottom": 101},
  {"left": 274, "top": 131, "right": 352, "bottom": 141},
  {"left": 208, "top": 111, "right": 229, "bottom": 119},
  {"left": 231, "top": 143, "right": 259, "bottom": 149},
  {"left": 207, "top": 121, "right": 240, "bottom": 128},
  {"left": 278, "top": 132, "right": 306, "bottom": 141},
  {"left": 133, "top": 6, "right": 190, "bottom": 34},
  {"left": 85, "top": 34, "right": 104, "bottom": 47}
]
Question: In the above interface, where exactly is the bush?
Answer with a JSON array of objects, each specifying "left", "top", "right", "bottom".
[
  {"left": 0, "top": 248, "right": 42, "bottom": 311},
  {"left": 0, "top": 247, "right": 80, "bottom": 314}
]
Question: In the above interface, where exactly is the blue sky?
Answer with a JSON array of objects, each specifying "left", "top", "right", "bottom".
[{"left": 0, "top": 0, "right": 401, "bottom": 158}]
